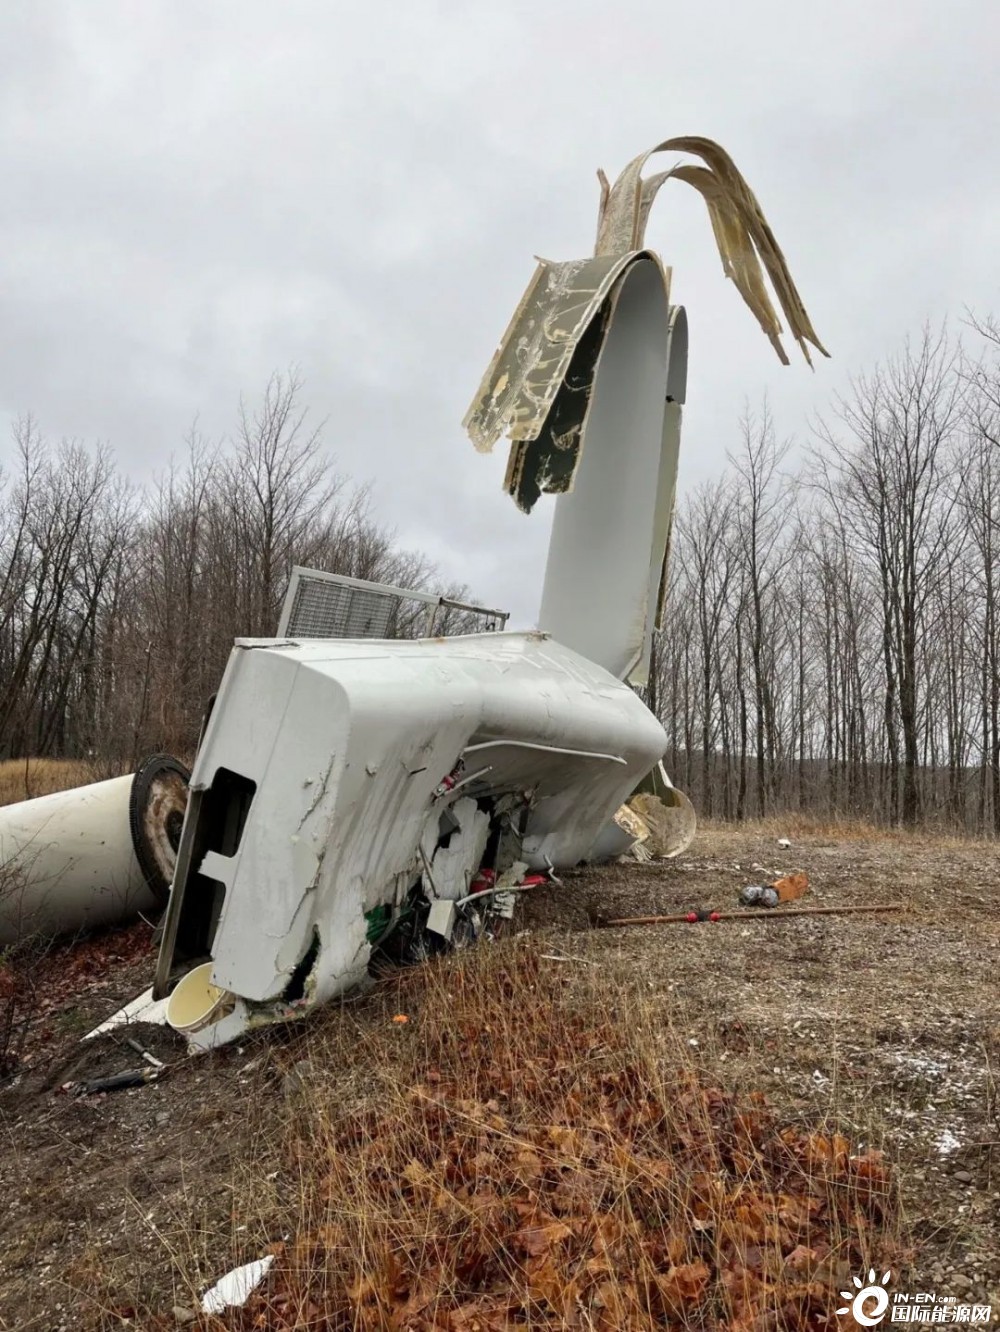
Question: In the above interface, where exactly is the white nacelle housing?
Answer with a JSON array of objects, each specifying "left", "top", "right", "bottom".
[{"left": 154, "top": 631, "right": 666, "bottom": 1037}]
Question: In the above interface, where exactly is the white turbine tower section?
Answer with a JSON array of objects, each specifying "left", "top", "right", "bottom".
[{"left": 0, "top": 756, "right": 189, "bottom": 944}]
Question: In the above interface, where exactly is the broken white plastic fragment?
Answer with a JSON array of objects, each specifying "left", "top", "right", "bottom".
[
  {"left": 590, "top": 803, "right": 650, "bottom": 861},
  {"left": 83, "top": 986, "right": 170, "bottom": 1040},
  {"left": 426, "top": 899, "right": 457, "bottom": 941},
  {"left": 200, "top": 1254, "right": 275, "bottom": 1314},
  {"left": 427, "top": 797, "right": 490, "bottom": 901}
]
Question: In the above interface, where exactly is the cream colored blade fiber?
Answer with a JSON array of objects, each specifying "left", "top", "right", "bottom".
[{"left": 596, "top": 135, "right": 827, "bottom": 366}]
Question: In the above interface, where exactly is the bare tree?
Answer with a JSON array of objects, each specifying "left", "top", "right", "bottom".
[
  {"left": 731, "top": 400, "right": 794, "bottom": 817},
  {"left": 675, "top": 479, "right": 737, "bottom": 816},
  {"left": 0, "top": 375, "right": 468, "bottom": 765},
  {"left": 812, "top": 328, "right": 961, "bottom": 824}
]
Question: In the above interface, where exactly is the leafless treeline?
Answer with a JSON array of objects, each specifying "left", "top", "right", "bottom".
[
  {"left": 7, "top": 328, "right": 1000, "bottom": 832},
  {"left": 652, "top": 323, "right": 1000, "bottom": 831},
  {"left": 0, "top": 373, "right": 471, "bottom": 768}
]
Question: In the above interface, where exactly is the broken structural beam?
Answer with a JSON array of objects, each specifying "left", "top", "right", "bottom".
[{"left": 595, "top": 903, "right": 905, "bottom": 928}]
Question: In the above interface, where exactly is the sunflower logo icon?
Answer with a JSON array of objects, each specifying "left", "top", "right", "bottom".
[{"left": 837, "top": 1269, "right": 892, "bottom": 1326}]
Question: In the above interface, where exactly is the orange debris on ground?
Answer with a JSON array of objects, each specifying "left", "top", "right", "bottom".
[{"left": 772, "top": 873, "right": 809, "bottom": 903}]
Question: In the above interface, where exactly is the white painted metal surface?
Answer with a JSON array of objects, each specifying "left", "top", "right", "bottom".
[
  {"left": 0, "top": 757, "right": 188, "bottom": 944},
  {"left": 154, "top": 631, "right": 666, "bottom": 1041}
]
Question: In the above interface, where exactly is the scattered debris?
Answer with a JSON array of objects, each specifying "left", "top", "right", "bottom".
[
  {"left": 200, "top": 1254, "right": 275, "bottom": 1315},
  {"left": 83, "top": 985, "right": 170, "bottom": 1040},
  {"left": 937, "top": 1129, "right": 963, "bottom": 1156},
  {"left": 773, "top": 871, "right": 809, "bottom": 901},
  {"left": 595, "top": 802, "right": 651, "bottom": 861},
  {"left": 124, "top": 1035, "right": 164, "bottom": 1069},
  {"left": 68, "top": 1065, "right": 163, "bottom": 1096},
  {"left": 628, "top": 789, "right": 697, "bottom": 859},
  {"left": 425, "top": 898, "right": 457, "bottom": 941},
  {"left": 740, "top": 871, "right": 809, "bottom": 907},
  {"left": 740, "top": 884, "right": 781, "bottom": 907}
]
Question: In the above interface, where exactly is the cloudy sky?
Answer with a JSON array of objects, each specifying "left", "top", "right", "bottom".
[{"left": 1, "top": 1, "right": 998, "bottom": 624}]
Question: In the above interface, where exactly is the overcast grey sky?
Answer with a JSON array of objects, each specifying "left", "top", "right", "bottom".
[{"left": 1, "top": 1, "right": 998, "bottom": 624}]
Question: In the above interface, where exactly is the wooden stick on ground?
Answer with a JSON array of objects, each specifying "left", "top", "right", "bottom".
[{"left": 596, "top": 903, "right": 904, "bottom": 928}]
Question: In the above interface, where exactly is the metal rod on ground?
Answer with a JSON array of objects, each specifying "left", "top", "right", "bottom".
[
  {"left": 596, "top": 903, "right": 904, "bottom": 928},
  {"left": 125, "top": 1036, "right": 165, "bottom": 1069}
]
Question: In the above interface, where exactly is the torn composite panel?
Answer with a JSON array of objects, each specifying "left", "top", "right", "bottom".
[
  {"left": 463, "top": 134, "right": 828, "bottom": 518},
  {"left": 423, "top": 797, "right": 490, "bottom": 901},
  {"left": 462, "top": 251, "right": 669, "bottom": 514},
  {"left": 593, "top": 135, "right": 828, "bottom": 366}
]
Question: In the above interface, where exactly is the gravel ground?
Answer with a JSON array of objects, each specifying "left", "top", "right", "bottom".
[{"left": 1, "top": 822, "right": 997, "bottom": 1327}]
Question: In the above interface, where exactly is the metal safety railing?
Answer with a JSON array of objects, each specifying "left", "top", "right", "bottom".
[{"left": 277, "top": 566, "right": 509, "bottom": 640}]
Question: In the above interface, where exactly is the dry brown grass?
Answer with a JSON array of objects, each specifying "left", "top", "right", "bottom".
[
  {"left": 18, "top": 823, "right": 998, "bottom": 1328},
  {"left": 136, "top": 943, "right": 904, "bottom": 1332},
  {"left": 0, "top": 757, "right": 96, "bottom": 807},
  {"left": 699, "top": 811, "right": 983, "bottom": 847}
]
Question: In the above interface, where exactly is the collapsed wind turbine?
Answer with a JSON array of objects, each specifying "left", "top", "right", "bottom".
[{"left": 136, "top": 136, "right": 824, "bottom": 1048}]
